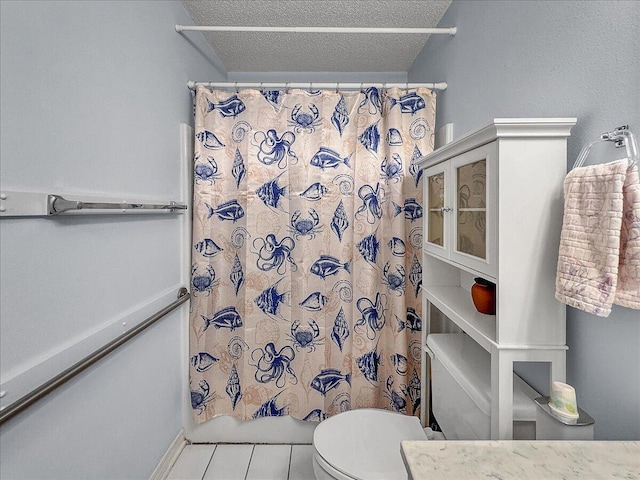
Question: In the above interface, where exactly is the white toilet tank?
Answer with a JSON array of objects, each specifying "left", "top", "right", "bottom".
[{"left": 427, "top": 333, "right": 539, "bottom": 440}]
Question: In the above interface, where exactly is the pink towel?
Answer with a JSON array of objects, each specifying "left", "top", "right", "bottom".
[
  {"left": 555, "top": 159, "right": 629, "bottom": 317},
  {"left": 615, "top": 165, "right": 640, "bottom": 309}
]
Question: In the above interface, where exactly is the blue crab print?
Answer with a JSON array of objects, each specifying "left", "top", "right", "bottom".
[
  {"left": 252, "top": 234, "right": 297, "bottom": 274},
  {"left": 384, "top": 375, "right": 407, "bottom": 413},
  {"left": 191, "top": 264, "right": 217, "bottom": 295},
  {"left": 194, "top": 155, "right": 221, "bottom": 185},
  {"left": 191, "top": 379, "right": 215, "bottom": 414},
  {"left": 250, "top": 342, "right": 297, "bottom": 388},
  {"left": 288, "top": 103, "right": 322, "bottom": 133},
  {"left": 380, "top": 153, "right": 404, "bottom": 184},
  {"left": 356, "top": 183, "right": 385, "bottom": 224},
  {"left": 253, "top": 129, "right": 298, "bottom": 169},
  {"left": 355, "top": 292, "right": 387, "bottom": 340},
  {"left": 382, "top": 262, "right": 406, "bottom": 295},
  {"left": 252, "top": 391, "right": 288, "bottom": 419},
  {"left": 288, "top": 209, "right": 322, "bottom": 240},
  {"left": 287, "top": 319, "right": 322, "bottom": 352}
]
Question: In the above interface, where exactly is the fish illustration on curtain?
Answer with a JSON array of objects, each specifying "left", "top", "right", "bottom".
[{"left": 190, "top": 86, "right": 435, "bottom": 422}]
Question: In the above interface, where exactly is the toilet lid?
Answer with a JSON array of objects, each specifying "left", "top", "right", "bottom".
[{"left": 313, "top": 409, "right": 428, "bottom": 480}]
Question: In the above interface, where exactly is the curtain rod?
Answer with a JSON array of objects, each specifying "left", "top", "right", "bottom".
[
  {"left": 188, "top": 81, "right": 448, "bottom": 91},
  {"left": 175, "top": 25, "right": 457, "bottom": 35}
]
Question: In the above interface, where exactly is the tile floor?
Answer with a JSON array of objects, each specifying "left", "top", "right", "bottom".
[{"left": 167, "top": 444, "right": 315, "bottom": 480}]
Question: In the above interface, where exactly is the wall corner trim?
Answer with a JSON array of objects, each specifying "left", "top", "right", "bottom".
[{"left": 149, "top": 428, "right": 187, "bottom": 480}]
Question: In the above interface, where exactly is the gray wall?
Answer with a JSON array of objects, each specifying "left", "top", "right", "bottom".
[
  {"left": 0, "top": 1, "right": 225, "bottom": 478},
  {"left": 409, "top": 0, "right": 640, "bottom": 440}
]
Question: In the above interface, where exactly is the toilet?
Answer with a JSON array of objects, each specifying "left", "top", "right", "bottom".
[
  {"left": 312, "top": 409, "right": 428, "bottom": 480},
  {"left": 312, "top": 333, "right": 541, "bottom": 480}
]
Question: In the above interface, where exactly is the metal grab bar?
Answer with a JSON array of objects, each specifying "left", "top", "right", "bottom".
[
  {"left": 48, "top": 195, "right": 188, "bottom": 215},
  {"left": 0, "top": 288, "right": 190, "bottom": 426}
]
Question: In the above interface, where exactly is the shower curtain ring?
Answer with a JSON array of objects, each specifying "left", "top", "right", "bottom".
[
  {"left": 285, "top": 82, "right": 290, "bottom": 94},
  {"left": 260, "top": 82, "right": 264, "bottom": 93},
  {"left": 336, "top": 82, "right": 340, "bottom": 94},
  {"left": 234, "top": 82, "right": 239, "bottom": 94},
  {"left": 310, "top": 81, "right": 313, "bottom": 91},
  {"left": 406, "top": 81, "right": 409, "bottom": 91},
  {"left": 360, "top": 82, "right": 364, "bottom": 92}
]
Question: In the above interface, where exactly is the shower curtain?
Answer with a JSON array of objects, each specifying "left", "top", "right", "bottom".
[{"left": 189, "top": 86, "right": 435, "bottom": 423}]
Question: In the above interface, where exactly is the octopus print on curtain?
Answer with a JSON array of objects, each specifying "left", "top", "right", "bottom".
[{"left": 190, "top": 86, "right": 435, "bottom": 423}]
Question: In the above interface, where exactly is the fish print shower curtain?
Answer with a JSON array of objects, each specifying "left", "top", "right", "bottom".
[{"left": 190, "top": 86, "right": 435, "bottom": 423}]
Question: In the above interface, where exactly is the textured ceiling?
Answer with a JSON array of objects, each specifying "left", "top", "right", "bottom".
[{"left": 181, "top": 0, "right": 452, "bottom": 72}]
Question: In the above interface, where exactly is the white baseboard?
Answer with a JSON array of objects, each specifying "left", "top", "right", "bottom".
[{"left": 149, "top": 429, "right": 187, "bottom": 480}]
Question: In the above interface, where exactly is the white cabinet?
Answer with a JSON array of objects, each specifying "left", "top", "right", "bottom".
[
  {"left": 424, "top": 142, "right": 498, "bottom": 279},
  {"left": 418, "top": 118, "right": 576, "bottom": 440}
]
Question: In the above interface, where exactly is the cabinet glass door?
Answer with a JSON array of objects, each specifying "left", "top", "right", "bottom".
[
  {"left": 427, "top": 172, "right": 445, "bottom": 247},
  {"left": 456, "top": 159, "right": 486, "bottom": 259}
]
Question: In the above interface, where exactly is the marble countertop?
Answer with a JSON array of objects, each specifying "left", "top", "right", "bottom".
[{"left": 401, "top": 440, "right": 640, "bottom": 480}]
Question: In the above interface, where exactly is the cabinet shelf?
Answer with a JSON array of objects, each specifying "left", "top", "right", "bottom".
[
  {"left": 423, "top": 245, "right": 497, "bottom": 282},
  {"left": 423, "top": 285, "right": 496, "bottom": 352}
]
